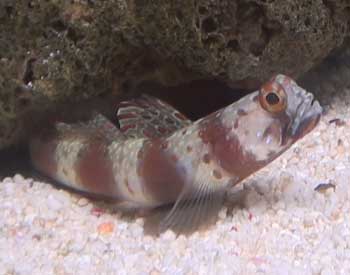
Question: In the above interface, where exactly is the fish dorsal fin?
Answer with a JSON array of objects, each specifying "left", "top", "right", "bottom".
[
  {"left": 56, "top": 112, "right": 124, "bottom": 142},
  {"left": 117, "top": 95, "right": 191, "bottom": 139}
]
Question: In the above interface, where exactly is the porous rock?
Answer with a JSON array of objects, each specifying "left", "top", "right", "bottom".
[{"left": 0, "top": 0, "right": 349, "bottom": 149}]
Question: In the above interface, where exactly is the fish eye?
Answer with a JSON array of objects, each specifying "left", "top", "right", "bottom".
[
  {"left": 259, "top": 81, "right": 287, "bottom": 114},
  {"left": 265, "top": 93, "right": 280, "bottom": 105}
]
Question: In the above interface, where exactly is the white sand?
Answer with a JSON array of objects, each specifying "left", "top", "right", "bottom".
[{"left": 1, "top": 87, "right": 350, "bottom": 275}]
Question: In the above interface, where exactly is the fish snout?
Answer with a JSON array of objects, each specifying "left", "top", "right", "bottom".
[{"left": 290, "top": 96, "right": 322, "bottom": 139}]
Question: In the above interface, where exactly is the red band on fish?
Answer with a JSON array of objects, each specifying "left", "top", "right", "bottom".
[
  {"left": 198, "top": 114, "right": 269, "bottom": 181},
  {"left": 137, "top": 140, "right": 186, "bottom": 203},
  {"left": 76, "top": 138, "right": 119, "bottom": 197}
]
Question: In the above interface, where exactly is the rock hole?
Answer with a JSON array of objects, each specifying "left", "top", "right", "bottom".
[
  {"left": 27, "top": 1, "right": 35, "bottom": 9},
  {"left": 194, "top": 54, "right": 206, "bottom": 64},
  {"left": 198, "top": 6, "right": 208, "bottom": 15},
  {"left": 51, "top": 19, "right": 67, "bottom": 32},
  {"left": 22, "top": 58, "right": 36, "bottom": 85},
  {"left": 175, "top": 10, "right": 183, "bottom": 21},
  {"left": 249, "top": 41, "right": 265, "bottom": 57},
  {"left": 249, "top": 25, "right": 269, "bottom": 57},
  {"left": 227, "top": 40, "right": 240, "bottom": 52},
  {"left": 67, "top": 27, "right": 83, "bottom": 44},
  {"left": 195, "top": 18, "right": 201, "bottom": 29},
  {"left": 201, "top": 17, "right": 217, "bottom": 33},
  {"left": 5, "top": 6, "right": 14, "bottom": 16},
  {"left": 322, "top": 0, "right": 336, "bottom": 16},
  {"left": 282, "top": 14, "right": 290, "bottom": 21},
  {"left": 256, "top": 20, "right": 281, "bottom": 56},
  {"left": 345, "top": 7, "right": 350, "bottom": 19},
  {"left": 304, "top": 17, "right": 311, "bottom": 27},
  {"left": 74, "top": 59, "right": 84, "bottom": 70}
]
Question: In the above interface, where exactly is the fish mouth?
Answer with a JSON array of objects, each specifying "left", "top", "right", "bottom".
[
  {"left": 272, "top": 74, "right": 322, "bottom": 143},
  {"left": 290, "top": 98, "right": 322, "bottom": 140}
]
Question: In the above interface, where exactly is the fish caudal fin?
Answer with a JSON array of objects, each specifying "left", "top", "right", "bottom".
[{"left": 117, "top": 94, "right": 191, "bottom": 139}]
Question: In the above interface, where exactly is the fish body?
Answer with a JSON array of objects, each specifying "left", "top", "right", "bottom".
[{"left": 29, "top": 74, "right": 322, "bottom": 229}]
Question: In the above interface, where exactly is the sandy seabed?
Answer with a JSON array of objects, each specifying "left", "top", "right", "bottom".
[{"left": 1, "top": 86, "right": 350, "bottom": 275}]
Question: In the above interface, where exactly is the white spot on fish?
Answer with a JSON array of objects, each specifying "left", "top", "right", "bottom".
[{"left": 265, "top": 135, "right": 272, "bottom": 145}]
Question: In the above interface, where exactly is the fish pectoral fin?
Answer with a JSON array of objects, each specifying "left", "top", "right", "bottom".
[
  {"left": 117, "top": 94, "right": 192, "bottom": 139},
  {"left": 159, "top": 179, "right": 226, "bottom": 235}
]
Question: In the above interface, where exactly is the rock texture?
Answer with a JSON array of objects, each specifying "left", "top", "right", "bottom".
[
  {"left": 0, "top": 0, "right": 349, "bottom": 149},
  {"left": 134, "top": 0, "right": 348, "bottom": 86}
]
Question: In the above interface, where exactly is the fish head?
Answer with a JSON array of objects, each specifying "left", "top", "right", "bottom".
[{"left": 221, "top": 74, "right": 322, "bottom": 164}]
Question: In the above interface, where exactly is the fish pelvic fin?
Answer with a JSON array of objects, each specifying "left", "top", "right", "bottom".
[{"left": 159, "top": 170, "right": 226, "bottom": 235}]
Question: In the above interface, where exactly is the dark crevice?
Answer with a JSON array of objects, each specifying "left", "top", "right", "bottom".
[
  {"left": 5, "top": 5, "right": 14, "bottom": 17},
  {"left": 282, "top": 13, "right": 290, "bottom": 21},
  {"left": 261, "top": 20, "right": 282, "bottom": 48},
  {"left": 66, "top": 27, "right": 84, "bottom": 44},
  {"left": 249, "top": 43, "right": 265, "bottom": 57},
  {"left": 304, "top": 17, "right": 311, "bottom": 27},
  {"left": 249, "top": 24, "right": 271, "bottom": 57},
  {"left": 195, "top": 17, "right": 200, "bottom": 29},
  {"left": 51, "top": 19, "right": 67, "bottom": 32},
  {"left": 22, "top": 58, "right": 36, "bottom": 85},
  {"left": 322, "top": 0, "right": 336, "bottom": 16},
  {"left": 0, "top": 145, "right": 32, "bottom": 180},
  {"left": 139, "top": 79, "right": 250, "bottom": 120},
  {"left": 27, "top": 1, "right": 35, "bottom": 9},
  {"left": 227, "top": 39, "right": 240, "bottom": 52},
  {"left": 236, "top": 2, "right": 271, "bottom": 57},
  {"left": 249, "top": 38, "right": 266, "bottom": 57},
  {"left": 198, "top": 6, "right": 208, "bottom": 16},
  {"left": 345, "top": 8, "right": 350, "bottom": 24},
  {"left": 175, "top": 10, "right": 183, "bottom": 21},
  {"left": 201, "top": 17, "right": 217, "bottom": 33}
]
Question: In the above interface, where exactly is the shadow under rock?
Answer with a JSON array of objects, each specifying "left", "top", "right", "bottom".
[
  {"left": 0, "top": 145, "right": 34, "bottom": 180},
  {"left": 299, "top": 46, "right": 350, "bottom": 114},
  {"left": 137, "top": 79, "right": 250, "bottom": 120}
]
